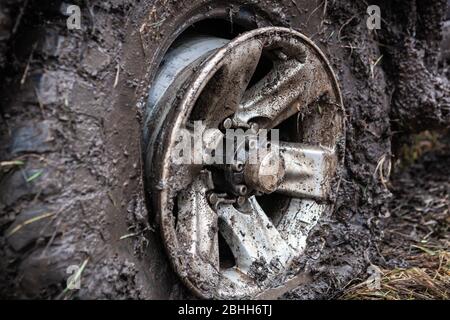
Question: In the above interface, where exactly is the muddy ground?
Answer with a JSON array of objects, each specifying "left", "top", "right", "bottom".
[
  {"left": 341, "top": 136, "right": 449, "bottom": 299},
  {"left": 0, "top": 0, "right": 448, "bottom": 299}
]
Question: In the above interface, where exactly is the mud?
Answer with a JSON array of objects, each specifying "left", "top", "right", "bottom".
[
  {"left": 0, "top": 0, "right": 448, "bottom": 299},
  {"left": 339, "top": 137, "right": 449, "bottom": 299},
  {"left": 376, "top": 0, "right": 449, "bottom": 134},
  {"left": 375, "top": 139, "right": 450, "bottom": 271},
  {"left": 0, "top": 1, "right": 19, "bottom": 69}
]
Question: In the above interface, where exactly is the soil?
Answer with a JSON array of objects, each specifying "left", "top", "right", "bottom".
[
  {"left": 0, "top": 0, "right": 448, "bottom": 299},
  {"left": 377, "top": 140, "right": 449, "bottom": 271}
]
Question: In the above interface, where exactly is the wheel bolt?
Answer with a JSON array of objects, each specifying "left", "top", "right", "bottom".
[
  {"left": 250, "top": 122, "right": 259, "bottom": 133},
  {"left": 222, "top": 118, "right": 233, "bottom": 129},
  {"left": 231, "top": 161, "right": 244, "bottom": 172},
  {"left": 236, "top": 196, "right": 246, "bottom": 206},
  {"left": 232, "top": 184, "right": 247, "bottom": 196},
  {"left": 208, "top": 193, "right": 219, "bottom": 206}
]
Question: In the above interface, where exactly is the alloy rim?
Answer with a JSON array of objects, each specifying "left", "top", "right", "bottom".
[{"left": 145, "top": 27, "right": 345, "bottom": 299}]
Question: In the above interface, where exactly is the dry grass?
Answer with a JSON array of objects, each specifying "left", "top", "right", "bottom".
[
  {"left": 345, "top": 135, "right": 450, "bottom": 300},
  {"left": 342, "top": 250, "right": 450, "bottom": 300}
]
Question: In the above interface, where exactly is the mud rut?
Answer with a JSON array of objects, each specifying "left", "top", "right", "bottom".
[{"left": 0, "top": 0, "right": 448, "bottom": 299}]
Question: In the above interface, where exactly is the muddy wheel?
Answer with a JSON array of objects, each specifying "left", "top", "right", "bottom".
[{"left": 144, "top": 27, "right": 345, "bottom": 299}]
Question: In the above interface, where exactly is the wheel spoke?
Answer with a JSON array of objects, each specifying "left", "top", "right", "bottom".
[
  {"left": 217, "top": 197, "right": 292, "bottom": 272},
  {"left": 167, "top": 125, "right": 225, "bottom": 193},
  {"left": 233, "top": 54, "right": 333, "bottom": 129},
  {"left": 277, "top": 199, "right": 326, "bottom": 252},
  {"left": 275, "top": 142, "right": 337, "bottom": 201},
  {"left": 176, "top": 171, "right": 219, "bottom": 269},
  {"left": 195, "top": 39, "right": 264, "bottom": 127}
]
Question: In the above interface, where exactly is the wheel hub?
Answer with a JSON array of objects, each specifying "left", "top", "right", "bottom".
[
  {"left": 244, "top": 151, "right": 285, "bottom": 194},
  {"left": 144, "top": 27, "right": 345, "bottom": 299}
]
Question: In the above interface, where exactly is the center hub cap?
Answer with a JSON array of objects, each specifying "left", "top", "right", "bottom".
[
  {"left": 144, "top": 27, "right": 345, "bottom": 299},
  {"left": 244, "top": 151, "right": 285, "bottom": 194}
]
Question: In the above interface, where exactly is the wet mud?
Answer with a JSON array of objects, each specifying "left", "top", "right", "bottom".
[{"left": 0, "top": 0, "right": 448, "bottom": 299}]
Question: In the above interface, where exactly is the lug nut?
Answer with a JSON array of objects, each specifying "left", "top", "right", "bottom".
[
  {"left": 250, "top": 122, "right": 259, "bottom": 133},
  {"left": 236, "top": 196, "right": 246, "bottom": 206},
  {"left": 222, "top": 118, "right": 233, "bottom": 130},
  {"left": 232, "top": 184, "right": 247, "bottom": 196},
  {"left": 238, "top": 185, "right": 247, "bottom": 195},
  {"left": 208, "top": 193, "right": 219, "bottom": 206},
  {"left": 231, "top": 161, "right": 244, "bottom": 172}
]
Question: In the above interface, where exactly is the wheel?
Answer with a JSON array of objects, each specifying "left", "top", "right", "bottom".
[{"left": 144, "top": 27, "right": 345, "bottom": 299}]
